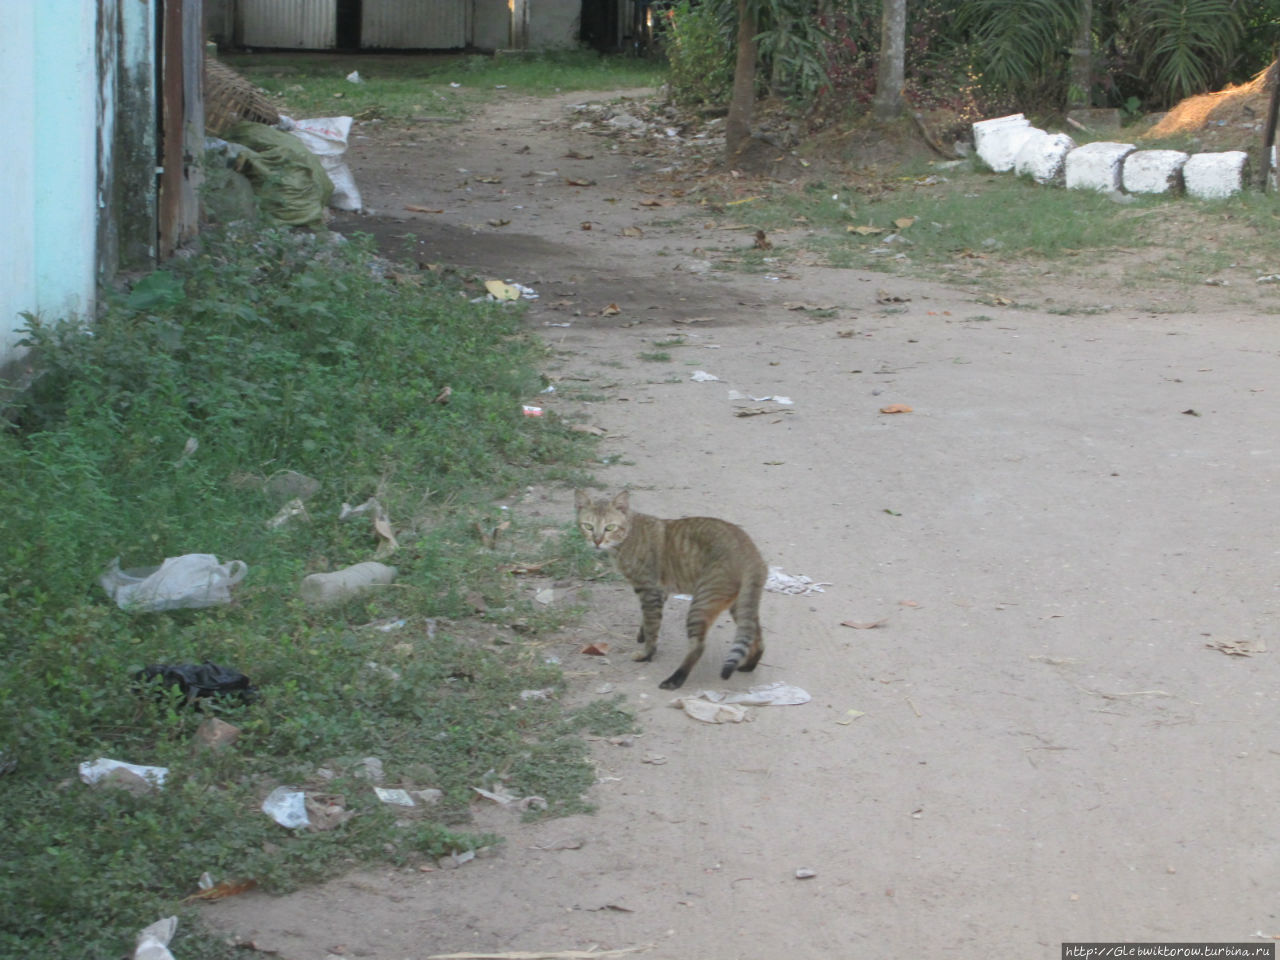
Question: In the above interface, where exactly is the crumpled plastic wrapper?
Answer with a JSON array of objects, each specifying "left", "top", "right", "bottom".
[
  {"left": 765, "top": 566, "right": 830, "bottom": 596},
  {"left": 671, "top": 681, "right": 811, "bottom": 722}
]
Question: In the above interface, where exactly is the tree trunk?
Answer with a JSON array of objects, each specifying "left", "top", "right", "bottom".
[
  {"left": 1067, "top": 0, "right": 1092, "bottom": 110},
  {"left": 873, "top": 0, "right": 907, "bottom": 121},
  {"left": 725, "top": 0, "right": 757, "bottom": 160}
]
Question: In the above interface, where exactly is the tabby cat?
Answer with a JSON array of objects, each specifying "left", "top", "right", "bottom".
[{"left": 574, "top": 489, "right": 767, "bottom": 690}]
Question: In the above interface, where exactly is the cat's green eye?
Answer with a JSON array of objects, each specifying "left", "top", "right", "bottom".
[
  {"left": 605, "top": 524, "right": 618, "bottom": 532},
  {"left": 581, "top": 523, "right": 593, "bottom": 531}
]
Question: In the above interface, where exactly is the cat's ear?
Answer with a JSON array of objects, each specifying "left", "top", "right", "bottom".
[
  {"left": 574, "top": 489, "right": 590, "bottom": 510},
  {"left": 612, "top": 490, "right": 631, "bottom": 512}
]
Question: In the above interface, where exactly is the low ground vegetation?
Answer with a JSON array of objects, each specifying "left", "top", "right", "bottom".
[{"left": 0, "top": 224, "right": 628, "bottom": 959}]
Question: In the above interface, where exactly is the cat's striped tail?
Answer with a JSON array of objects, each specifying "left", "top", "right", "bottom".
[{"left": 720, "top": 571, "right": 765, "bottom": 679}]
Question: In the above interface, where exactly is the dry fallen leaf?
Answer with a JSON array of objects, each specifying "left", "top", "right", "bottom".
[
  {"left": 893, "top": 216, "right": 917, "bottom": 229},
  {"left": 474, "top": 175, "right": 502, "bottom": 184},
  {"left": 754, "top": 230, "right": 772, "bottom": 250},
  {"left": 487, "top": 218, "right": 511, "bottom": 227},
  {"left": 565, "top": 177, "right": 595, "bottom": 187},
  {"left": 621, "top": 226, "right": 644, "bottom": 238},
  {"left": 504, "top": 560, "right": 555, "bottom": 576},
  {"left": 876, "top": 289, "right": 911, "bottom": 304},
  {"left": 849, "top": 225, "right": 884, "bottom": 235},
  {"left": 579, "top": 642, "right": 610, "bottom": 656},
  {"left": 879, "top": 404, "right": 913, "bottom": 414},
  {"left": 564, "top": 150, "right": 594, "bottom": 159},
  {"left": 599, "top": 303, "right": 621, "bottom": 317},
  {"left": 405, "top": 204, "right": 443, "bottom": 214},
  {"left": 182, "top": 879, "right": 258, "bottom": 903},
  {"left": 841, "top": 618, "right": 888, "bottom": 630},
  {"left": 569, "top": 424, "right": 607, "bottom": 436},
  {"left": 432, "top": 385, "right": 452, "bottom": 405},
  {"left": 638, "top": 199, "right": 665, "bottom": 207},
  {"left": 580, "top": 221, "right": 593, "bottom": 231}
]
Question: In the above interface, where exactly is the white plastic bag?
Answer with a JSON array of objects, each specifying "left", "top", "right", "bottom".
[
  {"left": 78, "top": 757, "right": 169, "bottom": 788},
  {"left": 133, "top": 916, "right": 178, "bottom": 960},
  {"left": 99, "top": 554, "right": 248, "bottom": 612},
  {"left": 287, "top": 116, "right": 363, "bottom": 211},
  {"left": 262, "top": 786, "right": 310, "bottom": 829}
]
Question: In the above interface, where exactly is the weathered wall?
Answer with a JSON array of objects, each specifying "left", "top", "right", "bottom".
[
  {"left": 471, "top": 0, "right": 510, "bottom": 51},
  {"left": 114, "top": 0, "right": 158, "bottom": 271},
  {"left": 1, "top": 1, "right": 101, "bottom": 369},
  {"left": 527, "top": 0, "right": 580, "bottom": 50},
  {"left": 0, "top": 4, "right": 38, "bottom": 369}
]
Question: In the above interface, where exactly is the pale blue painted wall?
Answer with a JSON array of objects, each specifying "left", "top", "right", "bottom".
[
  {"left": 1, "top": 1, "right": 100, "bottom": 367},
  {"left": 0, "top": 3, "right": 38, "bottom": 365}
]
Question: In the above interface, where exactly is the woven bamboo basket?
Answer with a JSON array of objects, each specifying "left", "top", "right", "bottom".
[{"left": 205, "top": 57, "right": 281, "bottom": 136}]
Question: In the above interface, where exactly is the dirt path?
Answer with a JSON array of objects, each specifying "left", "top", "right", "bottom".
[{"left": 205, "top": 90, "right": 1280, "bottom": 959}]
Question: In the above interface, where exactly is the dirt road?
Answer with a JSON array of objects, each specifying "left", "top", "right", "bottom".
[{"left": 205, "top": 89, "right": 1280, "bottom": 959}]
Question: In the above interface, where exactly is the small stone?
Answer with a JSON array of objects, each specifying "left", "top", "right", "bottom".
[
  {"left": 100, "top": 767, "right": 156, "bottom": 796},
  {"left": 194, "top": 717, "right": 240, "bottom": 750},
  {"left": 262, "top": 470, "right": 321, "bottom": 505},
  {"left": 795, "top": 868, "right": 817, "bottom": 880},
  {"left": 354, "top": 756, "right": 385, "bottom": 783}
]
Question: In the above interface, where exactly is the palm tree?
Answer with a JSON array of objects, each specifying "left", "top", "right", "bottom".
[{"left": 960, "top": 0, "right": 1245, "bottom": 110}]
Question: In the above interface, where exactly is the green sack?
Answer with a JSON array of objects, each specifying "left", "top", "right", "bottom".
[{"left": 225, "top": 121, "right": 335, "bottom": 227}]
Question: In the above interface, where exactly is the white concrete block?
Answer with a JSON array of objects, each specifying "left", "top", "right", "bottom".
[
  {"left": 973, "top": 114, "right": 1037, "bottom": 173},
  {"left": 1064, "top": 141, "right": 1136, "bottom": 192},
  {"left": 1183, "top": 151, "right": 1249, "bottom": 199},
  {"left": 1122, "top": 150, "right": 1189, "bottom": 194},
  {"left": 1014, "top": 131, "right": 1076, "bottom": 184}
]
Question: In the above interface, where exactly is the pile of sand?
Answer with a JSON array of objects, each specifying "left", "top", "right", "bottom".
[{"left": 1143, "top": 63, "right": 1275, "bottom": 142}]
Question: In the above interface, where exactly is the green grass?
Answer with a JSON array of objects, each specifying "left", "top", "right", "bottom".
[
  {"left": 0, "top": 224, "right": 626, "bottom": 959},
  {"left": 700, "top": 167, "right": 1280, "bottom": 292},
  {"left": 222, "top": 51, "right": 666, "bottom": 122}
]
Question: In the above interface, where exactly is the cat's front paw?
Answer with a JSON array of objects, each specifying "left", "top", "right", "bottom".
[{"left": 632, "top": 649, "right": 653, "bottom": 662}]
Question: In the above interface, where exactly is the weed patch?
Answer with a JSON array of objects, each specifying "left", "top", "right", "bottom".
[{"left": 0, "top": 224, "right": 616, "bottom": 959}]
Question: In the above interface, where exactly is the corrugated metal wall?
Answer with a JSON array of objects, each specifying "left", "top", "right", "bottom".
[
  {"left": 229, "top": 0, "right": 583, "bottom": 51},
  {"left": 240, "top": 0, "right": 336, "bottom": 49},
  {"left": 362, "top": 0, "right": 468, "bottom": 49}
]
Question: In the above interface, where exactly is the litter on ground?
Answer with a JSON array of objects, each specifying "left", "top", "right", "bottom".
[{"left": 766, "top": 566, "right": 830, "bottom": 596}]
